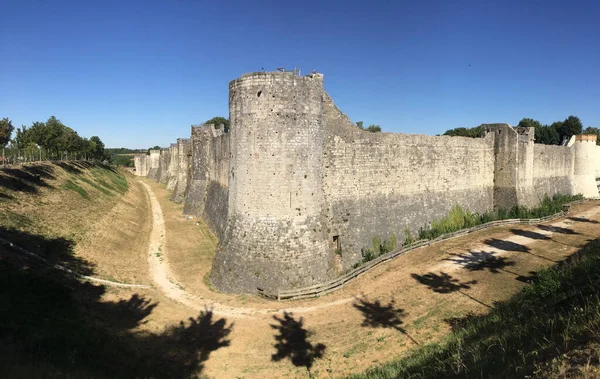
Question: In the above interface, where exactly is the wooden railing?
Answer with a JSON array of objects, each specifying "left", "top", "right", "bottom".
[{"left": 258, "top": 200, "right": 587, "bottom": 301}]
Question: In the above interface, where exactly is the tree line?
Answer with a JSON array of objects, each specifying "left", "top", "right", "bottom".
[
  {"left": 442, "top": 115, "right": 599, "bottom": 145},
  {"left": 0, "top": 116, "right": 107, "bottom": 161}
]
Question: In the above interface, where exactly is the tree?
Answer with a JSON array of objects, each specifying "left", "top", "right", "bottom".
[
  {"left": 365, "top": 124, "right": 382, "bottom": 132},
  {"left": 356, "top": 121, "right": 364, "bottom": 130},
  {"left": 517, "top": 118, "right": 542, "bottom": 130},
  {"left": 0, "top": 118, "right": 15, "bottom": 147},
  {"left": 44, "top": 116, "right": 67, "bottom": 155},
  {"left": 518, "top": 118, "right": 559, "bottom": 145},
  {"left": 556, "top": 115, "right": 583, "bottom": 143},
  {"left": 89, "top": 136, "right": 105, "bottom": 160},
  {"left": 442, "top": 126, "right": 483, "bottom": 138},
  {"left": 536, "top": 125, "right": 560, "bottom": 145},
  {"left": 205, "top": 117, "right": 230, "bottom": 132},
  {"left": 11, "top": 125, "right": 29, "bottom": 149}
]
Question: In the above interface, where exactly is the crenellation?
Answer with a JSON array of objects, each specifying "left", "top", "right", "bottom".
[{"left": 140, "top": 70, "right": 600, "bottom": 295}]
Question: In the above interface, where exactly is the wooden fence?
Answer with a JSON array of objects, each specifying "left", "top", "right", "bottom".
[{"left": 258, "top": 200, "right": 587, "bottom": 301}]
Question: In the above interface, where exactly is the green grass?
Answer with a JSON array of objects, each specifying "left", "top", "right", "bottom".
[
  {"left": 351, "top": 237, "right": 600, "bottom": 379},
  {"left": 78, "top": 177, "right": 113, "bottom": 196},
  {"left": 357, "top": 195, "right": 582, "bottom": 267},
  {"left": 417, "top": 194, "right": 583, "bottom": 241},
  {"left": 91, "top": 165, "right": 128, "bottom": 194},
  {"left": 61, "top": 179, "right": 90, "bottom": 200}
]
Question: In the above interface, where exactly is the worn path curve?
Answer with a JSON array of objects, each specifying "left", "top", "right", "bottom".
[
  {"left": 141, "top": 181, "right": 354, "bottom": 319},
  {"left": 141, "top": 181, "right": 600, "bottom": 319}
]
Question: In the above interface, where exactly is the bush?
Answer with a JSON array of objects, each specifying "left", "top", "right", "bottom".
[
  {"left": 418, "top": 195, "right": 582, "bottom": 241},
  {"left": 356, "top": 194, "right": 582, "bottom": 269}
]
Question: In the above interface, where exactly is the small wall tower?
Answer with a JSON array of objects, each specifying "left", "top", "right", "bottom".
[{"left": 573, "top": 134, "right": 599, "bottom": 198}]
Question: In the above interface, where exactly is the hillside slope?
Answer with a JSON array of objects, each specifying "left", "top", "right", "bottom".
[{"left": 0, "top": 162, "right": 218, "bottom": 378}]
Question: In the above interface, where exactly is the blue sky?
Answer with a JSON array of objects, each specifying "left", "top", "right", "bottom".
[{"left": 1, "top": 0, "right": 599, "bottom": 148}]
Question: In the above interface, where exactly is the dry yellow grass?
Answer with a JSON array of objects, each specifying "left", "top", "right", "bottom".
[
  {"left": 147, "top": 183, "right": 600, "bottom": 378},
  {"left": 5, "top": 164, "right": 600, "bottom": 378}
]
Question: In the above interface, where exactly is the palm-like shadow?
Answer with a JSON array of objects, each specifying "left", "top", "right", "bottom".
[
  {"left": 484, "top": 238, "right": 530, "bottom": 252},
  {"left": 0, "top": 227, "right": 233, "bottom": 377},
  {"left": 509, "top": 229, "right": 551, "bottom": 240},
  {"left": 271, "top": 312, "right": 326, "bottom": 376},
  {"left": 411, "top": 272, "right": 477, "bottom": 294},
  {"left": 412, "top": 272, "right": 490, "bottom": 308},
  {"left": 537, "top": 224, "right": 579, "bottom": 235},
  {"left": 353, "top": 298, "right": 419, "bottom": 345},
  {"left": 568, "top": 217, "right": 599, "bottom": 224},
  {"left": 445, "top": 251, "right": 517, "bottom": 274}
]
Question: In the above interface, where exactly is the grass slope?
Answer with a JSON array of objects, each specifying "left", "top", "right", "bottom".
[
  {"left": 0, "top": 162, "right": 231, "bottom": 378},
  {"left": 353, "top": 236, "right": 600, "bottom": 379},
  {"left": 0, "top": 161, "right": 128, "bottom": 243}
]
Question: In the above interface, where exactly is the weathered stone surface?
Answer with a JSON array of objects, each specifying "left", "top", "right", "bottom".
[
  {"left": 171, "top": 139, "right": 191, "bottom": 203},
  {"left": 133, "top": 154, "right": 149, "bottom": 176},
  {"left": 146, "top": 150, "right": 161, "bottom": 180},
  {"left": 142, "top": 71, "right": 600, "bottom": 295},
  {"left": 157, "top": 148, "right": 171, "bottom": 184},
  {"left": 166, "top": 143, "right": 178, "bottom": 190},
  {"left": 183, "top": 124, "right": 230, "bottom": 239}
]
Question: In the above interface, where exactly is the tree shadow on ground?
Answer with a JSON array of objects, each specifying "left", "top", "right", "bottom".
[
  {"left": 568, "top": 217, "right": 599, "bottom": 224},
  {"left": 54, "top": 161, "right": 83, "bottom": 174},
  {"left": 445, "top": 251, "right": 517, "bottom": 274},
  {"left": 411, "top": 272, "right": 490, "bottom": 308},
  {"left": 510, "top": 229, "right": 551, "bottom": 240},
  {"left": 0, "top": 226, "right": 93, "bottom": 275},
  {"left": 0, "top": 192, "right": 13, "bottom": 200},
  {"left": 383, "top": 238, "right": 600, "bottom": 379},
  {"left": 516, "top": 270, "right": 538, "bottom": 284},
  {"left": 0, "top": 167, "right": 53, "bottom": 193},
  {"left": 271, "top": 312, "right": 326, "bottom": 376},
  {"left": 484, "top": 238, "right": 531, "bottom": 252},
  {"left": 72, "top": 161, "right": 95, "bottom": 170},
  {"left": 538, "top": 224, "right": 579, "bottom": 235},
  {"left": 411, "top": 272, "right": 477, "bottom": 294},
  {"left": 0, "top": 227, "right": 233, "bottom": 378},
  {"left": 21, "top": 164, "right": 56, "bottom": 180},
  {"left": 353, "top": 297, "right": 420, "bottom": 345}
]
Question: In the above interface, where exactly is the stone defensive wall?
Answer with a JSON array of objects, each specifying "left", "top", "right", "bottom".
[
  {"left": 145, "top": 149, "right": 161, "bottom": 180},
  {"left": 134, "top": 70, "right": 600, "bottom": 295},
  {"left": 183, "top": 124, "right": 230, "bottom": 238}
]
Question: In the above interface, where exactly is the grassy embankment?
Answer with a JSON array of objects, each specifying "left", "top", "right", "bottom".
[
  {"left": 0, "top": 161, "right": 230, "bottom": 378},
  {"left": 354, "top": 232, "right": 600, "bottom": 378}
]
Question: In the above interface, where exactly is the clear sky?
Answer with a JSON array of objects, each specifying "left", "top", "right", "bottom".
[{"left": 1, "top": 0, "right": 599, "bottom": 148}]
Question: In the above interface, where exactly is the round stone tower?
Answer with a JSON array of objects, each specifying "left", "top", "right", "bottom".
[
  {"left": 573, "top": 134, "right": 599, "bottom": 198},
  {"left": 210, "top": 71, "right": 333, "bottom": 294}
]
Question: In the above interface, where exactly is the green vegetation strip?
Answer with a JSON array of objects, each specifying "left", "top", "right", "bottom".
[
  {"left": 61, "top": 179, "right": 90, "bottom": 199},
  {"left": 259, "top": 195, "right": 584, "bottom": 301},
  {"left": 350, "top": 236, "right": 600, "bottom": 378}
]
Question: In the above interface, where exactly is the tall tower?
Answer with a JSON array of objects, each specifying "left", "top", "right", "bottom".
[
  {"left": 573, "top": 134, "right": 599, "bottom": 198},
  {"left": 210, "top": 71, "right": 333, "bottom": 293}
]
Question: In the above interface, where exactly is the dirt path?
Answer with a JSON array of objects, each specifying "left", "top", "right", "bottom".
[
  {"left": 142, "top": 179, "right": 600, "bottom": 318},
  {"left": 139, "top": 179, "right": 600, "bottom": 378},
  {"left": 141, "top": 181, "right": 360, "bottom": 319}
]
